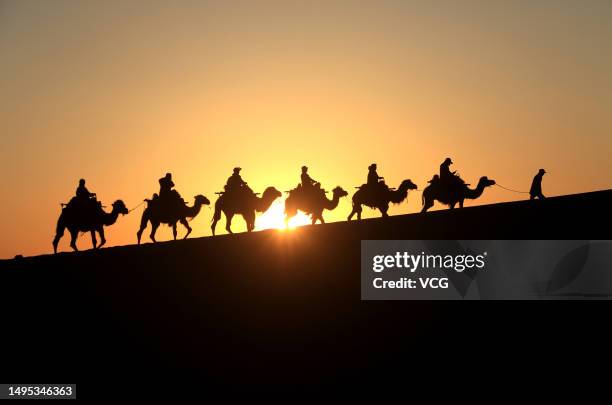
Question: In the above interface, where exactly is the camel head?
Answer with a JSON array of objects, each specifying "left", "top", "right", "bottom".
[
  {"left": 478, "top": 176, "right": 496, "bottom": 188},
  {"left": 399, "top": 179, "right": 418, "bottom": 191},
  {"left": 194, "top": 194, "right": 211, "bottom": 206},
  {"left": 262, "top": 186, "right": 282, "bottom": 200},
  {"left": 332, "top": 186, "right": 349, "bottom": 199},
  {"left": 112, "top": 200, "right": 129, "bottom": 215}
]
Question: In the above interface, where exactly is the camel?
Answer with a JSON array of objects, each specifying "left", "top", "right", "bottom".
[
  {"left": 136, "top": 194, "right": 210, "bottom": 244},
  {"left": 348, "top": 179, "right": 418, "bottom": 220},
  {"left": 52, "top": 199, "right": 128, "bottom": 253},
  {"left": 421, "top": 176, "right": 496, "bottom": 212},
  {"left": 211, "top": 186, "right": 282, "bottom": 235},
  {"left": 284, "top": 186, "right": 348, "bottom": 226}
]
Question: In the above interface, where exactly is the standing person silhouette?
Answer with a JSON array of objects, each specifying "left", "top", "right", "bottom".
[{"left": 530, "top": 169, "right": 547, "bottom": 200}]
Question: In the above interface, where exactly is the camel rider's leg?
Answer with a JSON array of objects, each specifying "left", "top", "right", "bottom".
[
  {"left": 180, "top": 218, "right": 192, "bottom": 239},
  {"left": 90, "top": 230, "right": 97, "bottom": 249}
]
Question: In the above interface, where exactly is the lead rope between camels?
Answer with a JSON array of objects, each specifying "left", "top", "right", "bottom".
[
  {"left": 128, "top": 200, "right": 146, "bottom": 213},
  {"left": 494, "top": 183, "right": 530, "bottom": 194}
]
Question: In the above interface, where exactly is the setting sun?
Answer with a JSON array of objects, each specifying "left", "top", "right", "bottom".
[{"left": 255, "top": 200, "right": 313, "bottom": 231}]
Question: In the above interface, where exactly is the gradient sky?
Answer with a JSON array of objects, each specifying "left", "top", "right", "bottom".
[{"left": 1, "top": 0, "right": 611, "bottom": 258}]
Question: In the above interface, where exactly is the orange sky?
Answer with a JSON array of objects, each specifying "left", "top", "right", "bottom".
[{"left": 1, "top": 0, "right": 611, "bottom": 258}]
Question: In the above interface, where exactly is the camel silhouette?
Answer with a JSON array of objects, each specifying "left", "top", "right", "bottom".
[
  {"left": 421, "top": 176, "right": 496, "bottom": 212},
  {"left": 348, "top": 179, "right": 418, "bottom": 220},
  {"left": 136, "top": 195, "right": 210, "bottom": 244},
  {"left": 211, "top": 186, "right": 282, "bottom": 235},
  {"left": 52, "top": 200, "right": 128, "bottom": 253},
  {"left": 285, "top": 186, "right": 348, "bottom": 226}
]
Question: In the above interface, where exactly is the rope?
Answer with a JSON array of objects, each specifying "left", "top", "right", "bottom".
[
  {"left": 128, "top": 200, "right": 146, "bottom": 213},
  {"left": 495, "top": 183, "right": 530, "bottom": 194}
]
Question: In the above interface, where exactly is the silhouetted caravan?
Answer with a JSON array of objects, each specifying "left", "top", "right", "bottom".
[
  {"left": 348, "top": 178, "right": 418, "bottom": 220},
  {"left": 421, "top": 176, "right": 496, "bottom": 212},
  {"left": 136, "top": 173, "right": 210, "bottom": 243},
  {"left": 285, "top": 185, "right": 348, "bottom": 225},
  {"left": 52, "top": 180, "right": 128, "bottom": 253},
  {"left": 530, "top": 169, "right": 547, "bottom": 200},
  {"left": 211, "top": 168, "right": 281, "bottom": 234}
]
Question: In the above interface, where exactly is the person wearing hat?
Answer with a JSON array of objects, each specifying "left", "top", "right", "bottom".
[
  {"left": 529, "top": 169, "right": 547, "bottom": 200},
  {"left": 226, "top": 167, "right": 247, "bottom": 191},
  {"left": 367, "top": 163, "right": 384, "bottom": 186},
  {"left": 440, "top": 158, "right": 454, "bottom": 181},
  {"left": 300, "top": 166, "right": 318, "bottom": 189}
]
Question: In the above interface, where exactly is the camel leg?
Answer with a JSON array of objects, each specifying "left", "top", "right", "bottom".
[
  {"left": 459, "top": 199, "right": 464, "bottom": 208},
  {"left": 180, "top": 218, "right": 192, "bottom": 239},
  {"left": 318, "top": 215, "right": 325, "bottom": 224},
  {"left": 225, "top": 213, "right": 234, "bottom": 234},
  {"left": 150, "top": 221, "right": 160, "bottom": 242},
  {"left": 380, "top": 204, "right": 389, "bottom": 218},
  {"left": 136, "top": 209, "right": 150, "bottom": 245},
  {"left": 52, "top": 222, "right": 65, "bottom": 254},
  {"left": 90, "top": 230, "right": 97, "bottom": 249},
  {"left": 97, "top": 226, "right": 106, "bottom": 248},
  {"left": 348, "top": 204, "right": 362, "bottom": 221},
  {"left": 284, "top": 207, "right": 296, "bottom": 228},
  {"left": 421, "top": 199, "right": 434, "bottom": 213},
  {"left": 69, "top": 229, "right": 79, "bottom": 252},
  {"left": 450, "top": 202, "right": 456, "bottom": 209},
  {"left": 211, "top": 207, "right": 222, "bottom": 236},
  {"left": 244, "top": 211, "right": 256, "bottom": 232},
  {"left": 211, "top": 217, "right": 218, "bottom": 236},
  {"left": 172, "top": 222, "right": 178, "bottom": 240}
]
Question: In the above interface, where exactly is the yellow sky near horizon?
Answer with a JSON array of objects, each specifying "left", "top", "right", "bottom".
[{"left": 1, "top": 0, "right": 611, "bottom": 258}]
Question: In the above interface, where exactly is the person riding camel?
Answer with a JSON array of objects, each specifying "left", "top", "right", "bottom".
[
  {"left": 159, "top": 173, "right": 175, "bottom": 199},
  {"left": 76, "top": 179, "right": 96, "bottom": 201},
  {"left": 301, "top": 166, "right": 318, "bottom": 188},
  {"left": 440, "top": 158, "right": 455, "bottom": 181},
  {"left": 157, "top": 172, "right": 184, "bottom": 211},
  {"left": 367, "top": 163, "right": 384, "bottom": 188},
  {"left": 70, "top": 178, "right": 97, "bottom": 210},
  {"left": 225, "top": 167, "right": 250, "bottom": 195}
]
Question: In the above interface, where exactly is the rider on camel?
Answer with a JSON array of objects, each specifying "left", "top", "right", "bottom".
[
  {"left": 76, "top": 179, "right": 96, "bottom": 200},
  {"left": 367, "top": 164, "right": 384, "bottom": 190},
  {"left": 301, "top": 166, "right": 318, "bottom": 188}
]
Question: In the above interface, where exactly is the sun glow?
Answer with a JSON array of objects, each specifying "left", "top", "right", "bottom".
[{"left": 255, "top": 200, "right": 313, "bottom": 231}]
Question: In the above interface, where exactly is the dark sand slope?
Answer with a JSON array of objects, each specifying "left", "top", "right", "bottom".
[{"left": 1, "top": 190, "right": 610, "bottom": 388}]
